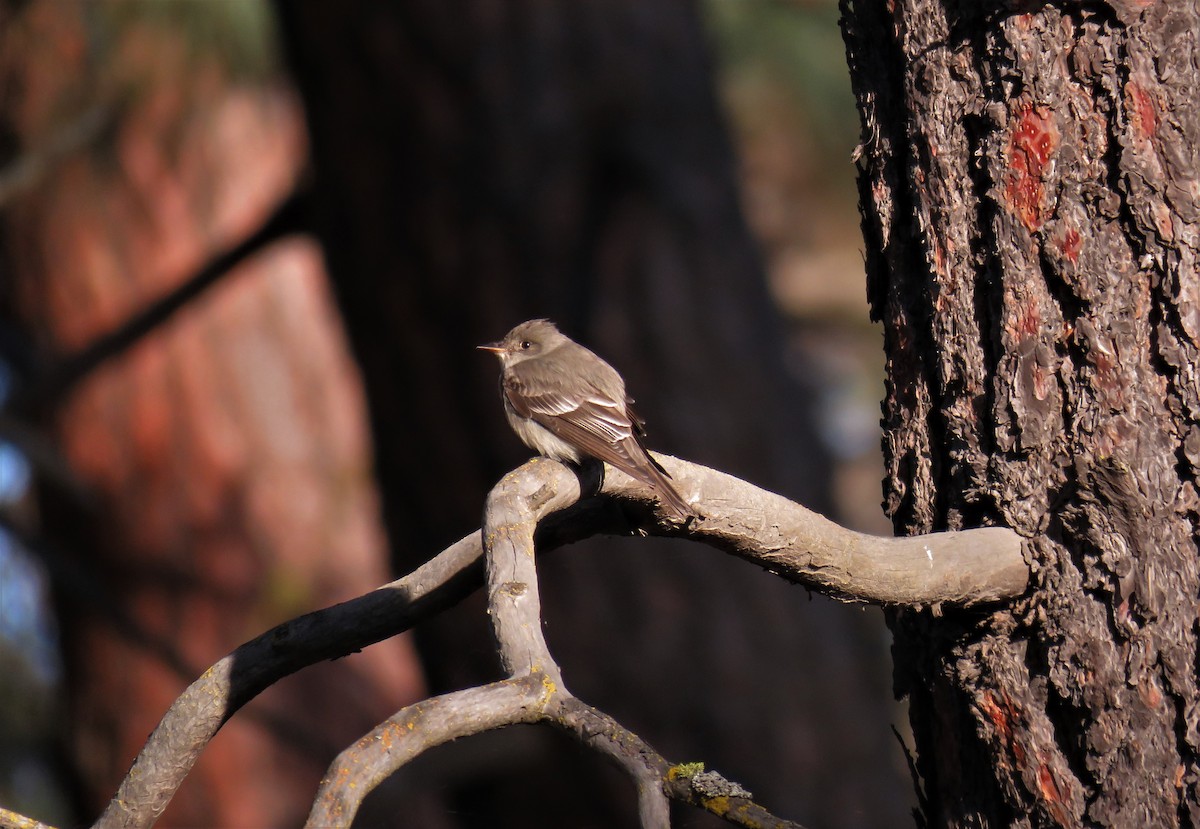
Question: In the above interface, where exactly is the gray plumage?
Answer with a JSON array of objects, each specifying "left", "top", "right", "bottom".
[{"left": 479, "top": 319, "right": 693, "bottom": 520}]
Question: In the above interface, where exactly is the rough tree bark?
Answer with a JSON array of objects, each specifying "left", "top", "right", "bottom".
[{"left": 842, "top": 1, "right": 1200, "bottom": 826}]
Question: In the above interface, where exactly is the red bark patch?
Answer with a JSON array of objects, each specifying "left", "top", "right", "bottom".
[
  {"left": 1004, "top": 104, "right": 1059, "bottom": 232},
  {"left": 932, "top": 237, "right": 946, "bottom": 277},
  {"left": 980, "top": 690, "right": 1011, "bottom": 740},
  {"left": 1126, "top": 81, "right": 1158, "bottom": 141},
  {"left": 1037, "top": 761, "right": 1061, "bottom": 801},
  {"left": 980, "top": 690, "right": 1025, "bottom": 765},
  {"left": 1015, "top": 297, "right": 1041, "bottom": 339},
  {"left": 1037, "top": 760, "right": 1075, "bottom": 827},
  {"left": 1060, "top": 228, "right": 1082, "bottom": 264}
]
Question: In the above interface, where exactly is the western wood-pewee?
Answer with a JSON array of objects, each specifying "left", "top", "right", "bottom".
[{"left": 479, "top": 319, "right": 693, "bottom": 520}]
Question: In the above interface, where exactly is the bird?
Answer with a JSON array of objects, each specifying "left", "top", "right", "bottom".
[{"left": 479, "top": 319, "right": 693, "bottom": 520}]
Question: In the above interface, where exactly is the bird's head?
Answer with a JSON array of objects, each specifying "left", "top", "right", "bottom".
[{"left": 477, "top": 319, "right": 565, "bottom": 366}]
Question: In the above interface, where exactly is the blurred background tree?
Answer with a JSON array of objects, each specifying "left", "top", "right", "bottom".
[
  {"left": 0, "top": 1, "right": 901, "bottom": 827},
  {"left": 0, "top": 3, "right": 431, "bottom": 826}
]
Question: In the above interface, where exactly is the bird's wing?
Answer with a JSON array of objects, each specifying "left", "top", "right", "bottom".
[
  {"left": 503, "top": 370, "right": 648, "bottom": 471},
  {"left": 503, "top": 365, "right": 691, "bottom": 519}
]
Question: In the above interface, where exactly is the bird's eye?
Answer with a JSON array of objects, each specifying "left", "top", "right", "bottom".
[{"left": 520, "top": 341, "right": 532, "bottom": 349}]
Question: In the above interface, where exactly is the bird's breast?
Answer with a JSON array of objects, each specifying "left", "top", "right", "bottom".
[{"left": 503, "top": 400, "right": 583, "bottom": 463}]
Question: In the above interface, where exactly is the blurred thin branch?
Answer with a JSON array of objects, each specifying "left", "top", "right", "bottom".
[
  {"left": 0, "top": 414, "right": 91, "bottom": 506},
  {"left": 10, "top": 187, "right": 311, "bottom": 415}
]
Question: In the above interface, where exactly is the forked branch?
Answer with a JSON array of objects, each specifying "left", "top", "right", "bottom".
[
  {"left": 87, "top": 455, "right": 1028, "bottom": 829},
  {"left": 311, "top": 459, "right": 811, "bottom": 827}
]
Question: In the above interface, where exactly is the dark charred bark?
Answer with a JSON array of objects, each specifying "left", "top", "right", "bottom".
[
  {"left": 276, "top": 1, "right": 906, "bottom": 825},
  {"left": 841, "top": 0, "right": 1200, "bottom": 826}
]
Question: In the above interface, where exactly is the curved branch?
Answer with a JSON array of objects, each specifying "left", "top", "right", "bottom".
[
  {"left": 92, "top": 531, "right": 484, "bottom": 829},
  {"left": 305, "top": 673, "right": 803, "bottom": 829},
  {"left": 474, "top": 461, "right": 811, "bottom": 826},
  {"left": 305, "top": 675, "right": 552, "bottom": 828},
  {"left": 604, "top": 454, "right": 1030, "bottom": 606},
  {"left": 92, "top": 455, "right": 1028, "bottom": 828},
  {"left": 483, "top": 459, "right": 587, "bottom": 681},
  {"left": 314, "top": 459, "right": 791, "bottom": 829},
  {"left": 482, "top": 461, "right": 671, "bottom": 825}
]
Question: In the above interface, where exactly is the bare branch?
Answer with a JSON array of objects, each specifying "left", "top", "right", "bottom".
[
  {"left": 306, "top": 671, "right": 803, "bottom": 829},
  {"left": 92, "top": 531, "right": 484, "bottom": 829},
  {"left": 552, "top": 697, "right": 810, "bottom": 829},
  {"left": 0, "top": 806, "right": 57, "bottom": 829},
  {"left": 481, "top": 461, "right": 671, "bottom": 825},
  {"left": 305, "top": 675, "right": 552, "bottom": 828},
  {"left": 662, "top": 763, "right": 808, "bottom": 829},
  {"left": 92, "top": 455, "right": 1028, "bottom": 828},
  {"left": 475, "top": 461, "right": 805, "bottom": 827},
  {"left": 483, "top": 459, "right": 584, "bottom": 682},
  {"left": 310, "top": 458, "right": 817, "bottom": 828},
  {"left": 606, "top": 454, "right": 1030, "bottom": 606}
]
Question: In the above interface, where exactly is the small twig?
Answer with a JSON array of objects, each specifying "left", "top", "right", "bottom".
[
  {"left": 892, "top": 724, "right": 930, "bottom": 826},
  {"left": 553, "top": 696, "right": 809, "bottom": 829},
  {"left": 0, "top": 413, "right": 91, "bottom": 505},
  {"left": 661, "top": 760, "right": 808, "bottom": 829},
  {"left": 552, "top": 698, "right": 672, "bottom": 827}
]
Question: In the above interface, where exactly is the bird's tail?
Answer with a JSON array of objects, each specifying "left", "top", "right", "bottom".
[{"left": 643, "top": 456, "right": 694, "bottom": 521}]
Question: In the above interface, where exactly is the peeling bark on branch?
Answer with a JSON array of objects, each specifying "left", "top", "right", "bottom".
[{"left": 88, "top": 456, "right": 1029, "bottom": 829}]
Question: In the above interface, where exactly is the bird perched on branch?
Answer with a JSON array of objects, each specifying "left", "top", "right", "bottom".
[{"left": 479, "top": 319, "right": 693, "bottom": 521}]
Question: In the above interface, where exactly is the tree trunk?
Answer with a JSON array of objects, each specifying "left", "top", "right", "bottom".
[
  {"left": 277, "top": 1, "right": 907, "bottom": 825},
  {"left": 0, "top": 6, "right": 429, "bottom": 826},
  {"left": 842, "top": 0, "right": 1200, "bottom": 825}
]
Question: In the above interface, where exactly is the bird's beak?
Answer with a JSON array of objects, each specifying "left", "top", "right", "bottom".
[{"left": 477, "top": 343, "right": 505, "bottom": 354}]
